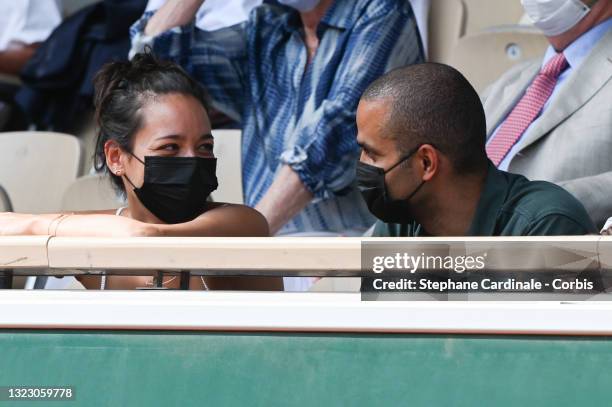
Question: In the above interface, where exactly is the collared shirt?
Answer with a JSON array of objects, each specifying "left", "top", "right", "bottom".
[
  {"left": 489, "top": 18, "right": 612, "bottom": 171},
  {"left": 130, "top": 0, "right": 424, "bottom": 235},
  {"left": 371, "top": 162, "right": 597, "bottom": 237}
]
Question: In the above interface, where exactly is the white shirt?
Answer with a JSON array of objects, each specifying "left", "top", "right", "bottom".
[
  {"left": 145, "top": 0, "right": 262, "bottom": 32},
  {"left": 488, "top": 18, "right": 612, "bottom": 171},
  {"left": 0, "top": 0, "right": 63, "bottom": 52}
]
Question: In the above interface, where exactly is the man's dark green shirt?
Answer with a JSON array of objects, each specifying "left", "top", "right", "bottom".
[{"left": 371, "top": 164, "right": 597, "bottom": 237}]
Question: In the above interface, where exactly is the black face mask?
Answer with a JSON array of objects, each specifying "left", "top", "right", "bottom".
[
  {"left": 356, "top": 146, "right": 425, "bottom": 224},
  {"left": 124, "top": 155, "right": 218, "bottom": 224}
]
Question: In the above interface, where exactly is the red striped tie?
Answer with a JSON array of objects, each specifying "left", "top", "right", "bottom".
[{"left": 486, "top": 52, "right": 568, "bottom": 166}]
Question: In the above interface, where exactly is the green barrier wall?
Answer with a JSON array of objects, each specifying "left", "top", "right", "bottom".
[{"left": 1, "top": 330, "right": 611, "bottom": 406}]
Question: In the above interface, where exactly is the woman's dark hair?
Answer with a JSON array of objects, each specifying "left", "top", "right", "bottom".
[{"left": 93, "top": 51, "right": 209, "bottom": 193}]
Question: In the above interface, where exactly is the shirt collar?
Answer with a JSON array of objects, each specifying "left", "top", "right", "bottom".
[
  {"left": 466, "top": 162, "right": 509, "bottom": 236},
  {"left": 320, "top": 0, "right": 352, "bottom": 30},
  {"left": 542, "top": 17, "right": 612, "bottom": 70}
]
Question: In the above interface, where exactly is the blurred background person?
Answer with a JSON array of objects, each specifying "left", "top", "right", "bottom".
[
  {"left": 0, "top": 0, "right": 62, "bottom": 75},
  {"left": 483, "top": 0, "right": 612, "bottom": 229},
  {"left": 12, "top": 0, "right": 147, "bottom": 134},
  {"left": 0, "top": 0, "right": 63, "bottom": 130}
]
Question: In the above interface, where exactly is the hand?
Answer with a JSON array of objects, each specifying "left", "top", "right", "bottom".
[
  {"left": 254, "top": 165, "right": 313, "bottom": 235},
  {"left": 602, "top": 227, "right": 612, "bottom": 236},
  {"left": 0, "top": 212, "right": 39, "bottom": 236}
]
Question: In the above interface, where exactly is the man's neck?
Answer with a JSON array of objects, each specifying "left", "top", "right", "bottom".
[
  {"left": 299, "top": 0, "right": 333, "bottom": 31},
  {"left": 299, "top": 0, "right": 333, "bottom": 62},
  {"left": 414, "top": 171, "right": 487, "bottom": 237},
  {"left": 547, "top": 3, "right": 612, "bottom": 51}
]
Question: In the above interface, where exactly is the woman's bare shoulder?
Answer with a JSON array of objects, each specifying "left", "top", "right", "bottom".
[{"left": 203, "top": 202, "right": 266, "bottom": 221}]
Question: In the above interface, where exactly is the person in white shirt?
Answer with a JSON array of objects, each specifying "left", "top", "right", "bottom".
[
  {"left": 0, "top": 0, "right": 62, "bottom": 75},
  {"left": 144, "top": 0, "right": 430, "bottom": 51},
  {"left": 0, "top": 1, "right": 63, "bottom": 130}
]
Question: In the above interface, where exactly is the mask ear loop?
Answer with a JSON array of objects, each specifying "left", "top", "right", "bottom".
[
  {"left": 384, "top": 145, "right": 427, "bottom": 203},
  {"left": 115, "top": 150, "right": 145, "bottom": 190},
  {"left": 123, "top": 173, "right": 138, "bottom": 190},
  {"left": 403, "top": 179, "right": 425, "bottom": 202},
  {"left": 384, "top": 144, "right": 422, "bottom": 174}
]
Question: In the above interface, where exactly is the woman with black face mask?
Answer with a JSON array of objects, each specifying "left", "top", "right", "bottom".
[{"left": 0, "top": 52, "right": 281, "bottom": 291}]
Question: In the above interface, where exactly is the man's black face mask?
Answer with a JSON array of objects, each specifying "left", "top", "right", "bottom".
[
  {"left": 356, "top": 145, "right": 425, "bottom": 224},
  {"left": 124, "top": 155, "right": 218, "bottom": 224}
]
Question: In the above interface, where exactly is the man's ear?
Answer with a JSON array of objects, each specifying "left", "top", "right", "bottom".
[
  {"left": 416, "top": 144, "right": 438, "bottom": 182},
  {"left": 104, "top": 140, "right": 125, "bottom": 176}
]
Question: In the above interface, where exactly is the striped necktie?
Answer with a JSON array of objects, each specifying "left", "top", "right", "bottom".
[{"left": 486, "top": 52, "right": 569, "bottom": 166}]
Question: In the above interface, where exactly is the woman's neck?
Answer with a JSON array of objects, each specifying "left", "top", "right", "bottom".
[{"left": 125, "top": 194, "right": 164, "bottom": 224}]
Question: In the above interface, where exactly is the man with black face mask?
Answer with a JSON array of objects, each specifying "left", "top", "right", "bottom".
[{"left": 356, "top": 63, "right": 597, "bottom": 238}]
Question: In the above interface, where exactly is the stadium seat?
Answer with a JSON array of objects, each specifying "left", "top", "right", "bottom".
[
  {"left": 61, "top": 174, "right": 122, "bottom": 212},
  {"left": 461, "top": 0, "right": 525, "bottom": 35},
  {"left": 428, "top": 0, "right": 466, "bottom": 63},
  {"left": 428, "top": 0, "right": 529, "bottom": 64},
  {"left": 0, "top": 184, "right": 11, "bottom": 212},
  {"left": 0, "top": 131, "right": 81, "bottom": 213},
  {"left": 211, "top": 129, "right": 243, "bottom": 204},
  {"left": 448, "top": 27, "right": 548, "bottom": 92}
]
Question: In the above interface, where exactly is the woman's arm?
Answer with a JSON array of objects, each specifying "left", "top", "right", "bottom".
[
  {"left": 0, "top": 212, "right": 155, "bottom": 237},
  {"left": 1, "top": 205, "right": 280, "bottom": 290},
  {"left": 1, "top": 204, "right": 269, "bottom": 238},
  {"left": 152, "top": 203, "right": 270, "bottom": 237}
]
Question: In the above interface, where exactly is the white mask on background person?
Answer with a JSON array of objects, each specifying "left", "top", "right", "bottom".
[
  {"left": 277, "top": 0, "right": 321, "bottom": 12},
  {"left": 521, "top": 0, "right": 592, "bottom": 36}
]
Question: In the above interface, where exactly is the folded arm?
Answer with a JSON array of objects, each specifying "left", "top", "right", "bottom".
[{"left": 0, "top": 204, "right": 269, "bottom": 237}]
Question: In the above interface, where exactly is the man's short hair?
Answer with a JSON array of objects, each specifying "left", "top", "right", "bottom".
[{"left": 362, "top": 63, "right": 488, "bottom": 173}]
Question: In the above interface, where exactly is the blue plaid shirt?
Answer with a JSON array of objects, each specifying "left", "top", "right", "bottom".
[{"left": 131, "top": 0, "right": 424, "bottom": 234}]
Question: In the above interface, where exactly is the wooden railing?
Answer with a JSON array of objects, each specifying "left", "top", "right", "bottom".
[{"left": 0, "top": 235, "right": 610, "bottom": 276}]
